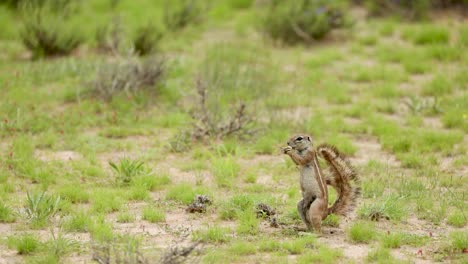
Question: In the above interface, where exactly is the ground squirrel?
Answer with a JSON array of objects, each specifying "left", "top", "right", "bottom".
[{"left": 282, "top": 134, "right": 360, "bottom": 232}]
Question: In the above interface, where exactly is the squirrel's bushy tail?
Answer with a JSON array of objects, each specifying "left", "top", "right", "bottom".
[{"left": 317, "top": 144, "right": 361, "bottom": 216}]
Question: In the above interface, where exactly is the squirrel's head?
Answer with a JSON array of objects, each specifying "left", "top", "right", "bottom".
[{"left": 287, "top": 134, "right": 313, "bottom": 151}]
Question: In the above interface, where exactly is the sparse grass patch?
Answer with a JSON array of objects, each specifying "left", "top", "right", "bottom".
[
  {"left": 366, "top": 246, "right": 396, "bottom": 263},
  {"left": 193, "top": 226, "right": 231, "bottom": 243},
  {"left": 422, "top": 74, "right": 453, "bottom": 96},
  {"left": 91, "top": 189, "right": 123, "bottom": 213},
  {"left": 237, "top": 211, "right": 260, "bottom": 235},
  {"left": 163, "top": 0, "right": 205, "bottom": 31},
  {"left": 447, "top": 211, "right": 467, "bottom": 228},
  {"left": 297, "top": 245, "right": 343, "bottom": 264},
  {"left": 358, "top": 195, "right": 407, "bottom": 221},
  {"left": 117, "top": 210, "right": 136, "bottom": 223},
  {"left": 381, "top": 232, "right": 429, "bottom": 248},
  {"left": 212, "top": 156, "right": 240, "bottom": 188},
  {"left": 219, "top": 194, "right": 254, "bottom": 220},
  {"left": 403, "top": 25, "right": 450, "bottom": 45},
  {"left": 166, "top": 183, "right": 210, "bottom": 205},
  {"left": 63, "top": 211, "right": 90, "bottom": 232},
  {"left": 0, "top": 201, "right": 16, "bottom": 223},
  {"left": 228, "top": 241, "right": 257, "bottom": 255},
  {"left": 348, "top": 221, "right": 377, "bottom": 243},
  {"left": 450, "top": 231, "right": 468, "bottom": 252},
  {"left": 58, "top": 185, "right": 89, "bottom": 204},
  {"left": 132, "top": 173, "right": 171, "bottom": 191},
  {"left": 142, "top": 206, "right": 165, "bottom": 223},
  {"left": 8, "top": 234, "right": 42, "bottom": 255},
  {"left": 282, "top": 236, "right": 316, "bottom": 255},
  {"left": 110, "top": 158, "right": 147, "bottom": 186},
  {"left": 323, "top": 214, "right": 340, "bottom": 227}
]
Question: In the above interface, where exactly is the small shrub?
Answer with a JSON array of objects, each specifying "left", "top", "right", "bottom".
[
  {"left": 142, "top": 206, "right": 165, "bottom": 223},
  {"left": 91, "top": 56, "right": 165, "bottom": 101},
  {"left": 366, "top": 0, "right": 431, "bottom": 20},
  {"left": 20, "top": 4, "right": 82, "bottom": 58},
  {"left": 260, "top": 0, "right": 348, "bottom": 44},
  {"left": 24, "top": 191, "right": 61, "bottom": 227},
  {"left": 133, "top": 24, "right": 162, "bottom": 56},
  {"left": 348, "top": 221, "right": 377, "bottom": 243},
  {"left": 95, "top": 16, "right": 125, "bottom": 54},
  {"left": 163, "top": 0, "right": 205, "bottom": 31}
]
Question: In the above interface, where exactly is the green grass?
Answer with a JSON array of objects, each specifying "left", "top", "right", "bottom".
[
  {"left": 447, "top": 212, "right": 467, "bottom": 228},
  {"left": 63, "top": 211, "right": 91, "bottom": 232},
  {"left": 0, "top": 201, "right": 16, "bottom": 223},
  {"left": 193, "top": 226, "right": 231, "bottom": 244},
  {"left": 403, "top": 25, "right": 450, "bottom": 45},
  {"left": 8, "top": 234, "right": 42, "bottom": 255},
  {"left": 0, "top": 3, "right": 466, "bottom": 263},
  {"left": 348, "top": 221, "right": 377, "bottom": 244},
  {"left": 142, "top": 206, "right": 165, "bottom": 223}
]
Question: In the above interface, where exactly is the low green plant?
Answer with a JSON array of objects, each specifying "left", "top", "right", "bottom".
[
  {"left": 348, "top": 221, "right": 377, "bottom": 243},
  {"left": 58, "top": 185, "right": 89, "bottom": 204},
  {"left": 193, "top": 226, "right": 231, "bottom": 243},
  {"left": 0, "top": 201, "right": 16, "bottom": 223},
  {"left": 166, "top": 183, "right": 196, "bottom": 204},
  {"left": 63, "top": 211, "right": 90, "bottom": 232},
  {"left": 237, "top": 211, "right": 260, "bottom": 235},
  {"left": 46, "top": 230, "right": 79, "bottom": 259},
  {"left": 91, "top": 189, "right": 123, "bottom": 213},
  {"left": 142, "top": 206, "right": 165, "bottom": 223},
  {"left": 260, "top": 0, "right": 348, "bottom": 44},
  {"left": 360, "top": 194, "right": 408, "bottom": 221},
  {"left": 212, "top": 156, "right": 241, "bottom": 188},
  {"left": 117, "top": 211, "right": 136, "bottom": 223},
  {"left": 323, "top": 214, "right": 340, "bottom": 227},
  {"left": 132, "top": 173, "right": 171, "bottom": 191},
  {"left": 282, "top": 236, "right": 316, "bottom": 255},
  {"left": 109, "top": 158, "right": 147, "bottom": 186},
  {"left": 297, "top": 245, "right": 342, "bottom": 264},
  {"left": 450, "top": 231, "right": 468, "bottom": 252},
  {"left": 447, "top": 211, "right": 467, "bottom": 228},
  {"left": 366, "top": 0, "right": 431, "bottom": 20},
  {"left": 366, "top": 246, "right": 396, "bottom": 263},
  {"left": 8, "top": 234, "right": 41, "bottom": 255},
  {"left": 228, "top": 241, "right": 257, "bottom": 255},
  {"left": 127, "top": 186, "right": 150, "bottom": 201},
  {"left": 381, "top": 232, "right": 428, "bottom": 248},
  {"left": 25, "top": 191, "right": 61, "bottom": 227}
]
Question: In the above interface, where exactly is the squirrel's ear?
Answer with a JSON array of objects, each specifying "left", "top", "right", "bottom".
[{"left": 307, "top": 136, "right": 311, "bottom": 141}]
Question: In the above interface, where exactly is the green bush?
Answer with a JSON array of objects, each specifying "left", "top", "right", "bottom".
[
  {"left": 366, "top": 0, "right": 431, "bottom": 20},
  {"left": 260, "top": 0, "right": 348, "bottom": 44},
  {"left": 91, "top": 56, "right": 165, "bottom": 101},
  {"left": 163, "top": 0, "right": 205, "bottom": 31},
  {"left": 19, "top": 2, "right": 82, "bottom": 58},
  {"left": 133, "top": 24, "right": 163, "bottom": 56}
]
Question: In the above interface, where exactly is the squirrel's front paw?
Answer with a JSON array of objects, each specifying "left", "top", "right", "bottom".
[{"left": 282, "top": 146, "right": 293, "bottom": 154}]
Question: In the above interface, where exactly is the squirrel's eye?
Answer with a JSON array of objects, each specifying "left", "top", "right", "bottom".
[{"left": 296, "top": 136, "right": 303, "bottom": 141}]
